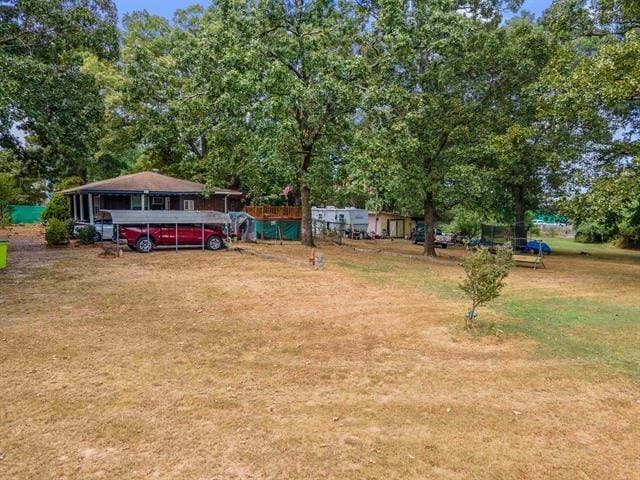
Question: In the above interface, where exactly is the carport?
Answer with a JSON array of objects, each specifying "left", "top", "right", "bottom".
[{"left": 99, "top": 210, "right": 231, "bottom": 254}]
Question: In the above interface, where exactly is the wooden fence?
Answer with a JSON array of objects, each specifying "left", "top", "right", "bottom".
[{"left": 244, "top": 205, "right": 302, "bottom": 219}]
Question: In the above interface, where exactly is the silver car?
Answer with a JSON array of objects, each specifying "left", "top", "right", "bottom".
[{"left": 73, "top": 220, "right": 114, "bottom": 241}]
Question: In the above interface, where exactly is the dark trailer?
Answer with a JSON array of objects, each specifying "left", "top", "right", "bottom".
[{"left": 99, "top": 209, "right": 231, "bottom": 254}]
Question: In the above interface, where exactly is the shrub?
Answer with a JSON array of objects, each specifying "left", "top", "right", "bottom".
[
  {"left": 77, "top": 225, "right": 98, "bottom": 245},
  {"left": 449, "top": 208, "right": 481, "bottom": 239},
  {"left": 42, "top": 193, "right": 70, "bottom": 223},
  {"left": 616, "top": 200, "right": 640, "bottom": 248},
  {"left": 0, "top": 204, "right": 11, "bottom": 227},
  {"left": 0, "top": 173, "right": 23, "bottom": 226},
  {"left": 574, "top": 221, "right": 614, "bottom": 243},
  {"left": 65, "top": 218, "right": 75, "bottom": 237},
  {"left": 45, "top": 218, "right": 70, "bottom": 246},
  {"left": 459, "top": 246, "right": 513, "bottom": 329}
]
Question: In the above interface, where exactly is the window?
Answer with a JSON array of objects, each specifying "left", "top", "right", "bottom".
[
  {"left": 183, "top": 199, "right": 195, "bottom": 211},
  {"left": 150, "top": 196, "right": 165, "bottom": 211},
  {"left": 318, "top": 213, "right": 323, "bottom": 220},
  {"left": 338, "top": 214, "right": 345, "bottom": 223},
  {"left": 130, "top": 195, "right": 149, "bottom": 210}
]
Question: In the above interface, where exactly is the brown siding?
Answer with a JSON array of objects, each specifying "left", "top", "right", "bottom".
[
  {"left": 102, "top": 195, "right": 130, "bottom": 210},
  {"left": 81, "top": 193, "right": 240, "bottom": 212},
  {"left": 176, "top": 195, "right": 236, "bottom": 212},
  {"left": 227, "top": 197, "right": 243, "bottom": 211}
]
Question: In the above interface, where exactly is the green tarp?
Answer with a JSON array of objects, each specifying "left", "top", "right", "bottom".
[
  {"left": 10, "top": 205, "right": 45, "bottom": 224},
  {"left": 255, "top": 220, "right": 300, "bottom": 240}
]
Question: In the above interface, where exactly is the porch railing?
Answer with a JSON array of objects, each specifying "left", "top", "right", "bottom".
[{"left": 244, "top": 205, "right": 302, "bottom": 219}]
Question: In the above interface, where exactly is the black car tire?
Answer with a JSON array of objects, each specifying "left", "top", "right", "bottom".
[
  {"left": 207, "top": 235, "right": 223, "bottom": 250},
  {"left": 94, "top": 232, "right": 102, "bottom": 242},
  {"left": 440, "top": 243, "right": 448, "bottom": 249},
  {"left": 135, "top": 237, "right": 154, "bottom": 253}
]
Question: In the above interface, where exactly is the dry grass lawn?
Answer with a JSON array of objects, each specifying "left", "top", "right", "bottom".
[{"left": 1, "top": 226, "right": 639, "bottom": 479}]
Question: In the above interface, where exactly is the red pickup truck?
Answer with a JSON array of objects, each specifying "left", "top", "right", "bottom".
[{"left": 119, "top": 224, "right": 226, "bottom": 253}]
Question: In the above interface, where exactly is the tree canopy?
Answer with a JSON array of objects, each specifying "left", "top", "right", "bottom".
[
  {"left": 0, "top": 0, "right": 119, "bottom": 185},
  {"left": 1, "top": 0, "right": 638, "bottom": 249}
]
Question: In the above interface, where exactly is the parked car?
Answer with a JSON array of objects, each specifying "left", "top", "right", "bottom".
[
  {"left": 73, "top": 220, "right": 114, "bottom": 241},
  {"left": 411, "top": 227, "right": 451, "bottom": 248},
  {"left": 119, "top": 224, "right": 226, "bottom": 253}
]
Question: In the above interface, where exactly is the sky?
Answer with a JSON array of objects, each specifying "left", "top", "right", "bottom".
[{"left": 114, "top": 0, "right": 555, "bottom": 23}]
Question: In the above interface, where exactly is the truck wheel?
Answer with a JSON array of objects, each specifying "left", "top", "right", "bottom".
[
  {"left": 135, "top": 237, "right": 154, "bottom": 253},
  {"left": 440, "top": 243, "right": 448, "bottom": 249},
  {"left": 207, "top": 235, "right": 223, "bottom": 250},
  {"left": 412, "top": 237, "right": 418, "bottom": 244}
]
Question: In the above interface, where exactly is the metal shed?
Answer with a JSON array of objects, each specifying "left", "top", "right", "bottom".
[{"left": 98, "top": 209, "right": 231, "bottom": 253}]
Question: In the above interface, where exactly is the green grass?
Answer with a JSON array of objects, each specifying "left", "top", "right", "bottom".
[
  {"left": 544, "top": 237, "right": 640, "bottom": 262},
  {"left": 495, "top": 296, "right": 640, "bottom": 375},
  {"left": 336, "top": 257, "right": 462, "bottom": 299},
  {"left": 336, "top": 240, "right": 640, "bottom": 375},
  {"left": 498, "top": 239, "right": 640, "bottom": 374}
]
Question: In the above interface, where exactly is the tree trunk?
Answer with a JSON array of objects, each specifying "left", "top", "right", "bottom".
[
  {"left": 300, "top": 182, "right": 314, "bottom": 246},
  {"left": 423, "top": 192, "right": 437, "bottom": 257},
  {"left": 513, "top": 185, "right": 527, "bottom": 248}
]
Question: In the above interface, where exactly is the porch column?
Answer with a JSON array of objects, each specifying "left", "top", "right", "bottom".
[
  {"left": 79, "top": 193, "right": 84, "bottom": 221},
  {"left": 141, "top": 192, "right": 146, "bottom": 211},
  {"left": 88, "top": 193, "right": 94, "bottom": 224},
  {"left": 72, "top": 194, "right": 77, "bottom": 220}
]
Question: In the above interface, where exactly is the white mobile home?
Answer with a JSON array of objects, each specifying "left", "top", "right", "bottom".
[{"left": 311, "top": 206, "right": 369, "bottom": 234}]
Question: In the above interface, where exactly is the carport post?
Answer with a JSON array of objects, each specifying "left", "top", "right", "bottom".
[
  {"left": 147, "top": 224, "right": 150, "bottom": 246},
  {"left": 175, "top": 222, "right": 178, "bottom": 252},
  {"left": 116, "top": 224, "right": 120, "bottom": 256},
  {"left": 201, "top": 223, "right": 204, "bottom": 251}
]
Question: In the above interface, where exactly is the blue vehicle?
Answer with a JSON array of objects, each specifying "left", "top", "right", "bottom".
[{"left": 519, "top": 240, "right": 552, "bottom": 255}]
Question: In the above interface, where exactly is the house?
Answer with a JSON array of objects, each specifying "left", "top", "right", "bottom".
[
  {"left": 311, "top": 206, "right": 369, "bottom": 234},
  {"left": 368, "top": 212, "right": 414, "bottom": 239},
  {"left": 61, "top": 171, "right": 243, "bottom": 224}
]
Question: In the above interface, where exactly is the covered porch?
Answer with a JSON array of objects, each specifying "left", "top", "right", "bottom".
[
  {"left": 63, "top": 171, "right": 244, "bottom": 224},
  {"left": 68, "top": 193, "right": 224, "bottom": 223}
]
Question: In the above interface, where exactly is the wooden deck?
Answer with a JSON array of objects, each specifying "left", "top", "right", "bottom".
[{"left": 244, "top": 205, "right": 302, "bottom": 219}]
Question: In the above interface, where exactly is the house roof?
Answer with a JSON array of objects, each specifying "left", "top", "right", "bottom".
[{"left": 61, "top": 171, "right": 243, "bottom": 196}]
